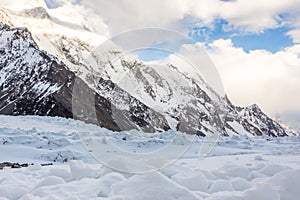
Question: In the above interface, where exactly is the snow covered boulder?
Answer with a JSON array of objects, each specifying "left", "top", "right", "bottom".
[
  {"left": 161, "top": 164, "right": 198, "bottom": 179},
  {"left": 258, "top": 164, "right": 290, "bottom": 176},
  {"left": 208, "top": 179, "right": 233, "bottom": 193},
  {"left": 111, "top": 172, "right": 200, "bottom": 200},
  {"left": 231, "top": 177, "right": 251, "bottom": 191},
  {"left": 242, "top": 183, "right": 280, "bottom": 200},
  {"left": 69, "top": 160, "right": 96, "bottom": 180},
  {"left": 96, "top": 172, "right": 125, "bottom": 198},
  {"left": 34, "top": 176, "right": 65, "bottom": 189},
  {"left": 0, "top": 185, "right": 27, "bottom": 200},
  {"left": 48, "top": 167, "right": 73, "bottom": 182},
  {"left": 171, "top": 172, "right": 209, "bottom": 192},
  {"left": 267, "top": 169, "right": 300, "bottom": 200},
  {"left": 222, "top": 165, "right": 250, "bottom": 179}
]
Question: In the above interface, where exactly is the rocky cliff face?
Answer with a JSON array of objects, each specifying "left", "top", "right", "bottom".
[
  {"left": 0, "top": 4, "right": 293, "bottom": 136},
  {"left": 0, "top": 23, "right": 169, "bottom": 132}
]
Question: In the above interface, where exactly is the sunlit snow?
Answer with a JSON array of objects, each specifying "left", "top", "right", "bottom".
[{"left": 1, "top": 115, "right": 300, "bottom": 199}]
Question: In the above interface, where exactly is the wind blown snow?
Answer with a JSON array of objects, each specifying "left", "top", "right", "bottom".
[{"left": 1, "top": 115, "right": 300, "bottom": 199}]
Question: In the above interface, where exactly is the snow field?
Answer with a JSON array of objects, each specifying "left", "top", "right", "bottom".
[{"left": 0, "top": 115, "right": 300, "bottom": 199}]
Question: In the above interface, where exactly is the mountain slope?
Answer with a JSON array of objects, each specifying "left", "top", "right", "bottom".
[
  {"left": 0, "top": 3, "right": 294, "bottom": 136},
  {"left": 0, "top": 23, "right": 170, "bottom": 132}
]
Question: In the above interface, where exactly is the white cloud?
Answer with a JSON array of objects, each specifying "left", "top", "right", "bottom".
[
  {"left": 78, "top": 0, "right": 300, "bottom": 35},
  {"left": 38, "top": 0, "right": 300, "bottom": 45},
  {"left": 204, "top": 39, "right": 300, "bottom": 115},
  {"left": 286, "top": 12, "right": 300, "bottom": 43},
  {"left": 216, "top": 0, "right": 297, "bottom": 32},
  {"left": 3, "top": 0, "right": 300, "bottom": 40},
  {"left": 287, "top": 29, "right": 300, "bottom": 43},
  {"left": 80, "top": 0, "right": 185, "bottom": 35}
]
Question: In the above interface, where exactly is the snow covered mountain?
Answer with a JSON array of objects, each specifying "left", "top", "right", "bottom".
[
  {"left": 276, "top": 112, "right": 300, "bottom": 134},
  {"left": 0, "top": 2, "right": 295, "bottom": 136},
  {"left": 0, "top": 23, "right": 169, "bottom": 132}
]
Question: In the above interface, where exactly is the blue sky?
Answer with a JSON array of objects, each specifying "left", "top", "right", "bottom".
[
  {"left": 190, "top": 19, "right": 294, "bottom": 53},
  {"left": 138, "top": 18, "right": 295, "bottom": 61},
  {"left": 138, "top": 24, "right": 294, "bottom": 61}
]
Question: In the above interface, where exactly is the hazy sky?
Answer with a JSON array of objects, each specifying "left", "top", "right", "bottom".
[{"left": 42, "top": 0, "right": 300, "bottom": 115}]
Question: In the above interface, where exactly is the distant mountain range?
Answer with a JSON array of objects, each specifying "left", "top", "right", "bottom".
[{"left": 276, "top": 112, "right": 300, "bottom": 135}]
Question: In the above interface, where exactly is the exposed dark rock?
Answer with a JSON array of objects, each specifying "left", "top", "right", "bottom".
[
  {"left": 0, "top": 162, "right": 31, "bottom": 169},
  {"left": 0, "top": 23, "right": 170, "bottom": 132}
]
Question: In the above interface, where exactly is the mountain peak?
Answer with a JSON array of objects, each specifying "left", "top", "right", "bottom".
[{"left": 247, "top": 104, "right": 262, "bottom": 112}]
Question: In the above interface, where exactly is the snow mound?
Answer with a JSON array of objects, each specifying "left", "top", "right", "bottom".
[
  {"left": 171, "top": 172, "right": 209, "bottom": 192},
  {"left": 111, "top": 173, "right": 200, "bottom": 200}
]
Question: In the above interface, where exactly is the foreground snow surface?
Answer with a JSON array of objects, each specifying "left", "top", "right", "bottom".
[{"left": 1, "top": 115, "right": 300, "bottom": 199}]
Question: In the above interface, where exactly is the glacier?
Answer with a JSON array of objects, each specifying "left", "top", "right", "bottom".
[{"left": 1, "top": 115, "right": 300, "bottom": 199}]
